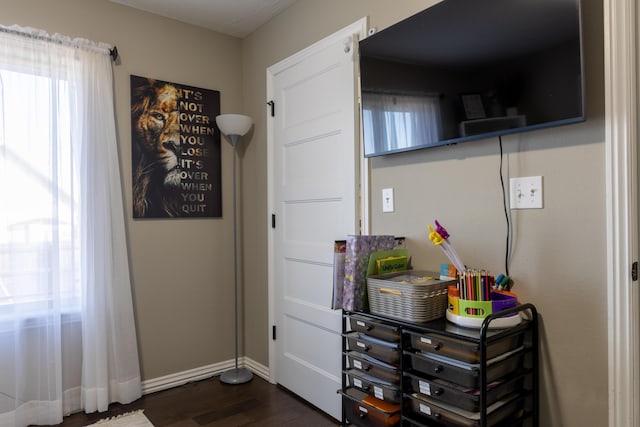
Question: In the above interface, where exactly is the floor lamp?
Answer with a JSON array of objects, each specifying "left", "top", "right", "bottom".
[{"left": 216, "top": 113, "right": 254, "bottom": 385}]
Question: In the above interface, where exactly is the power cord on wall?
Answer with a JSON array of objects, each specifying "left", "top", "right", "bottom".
[{"left": 498, "top": 136, "right": 510, "bottom": 277}]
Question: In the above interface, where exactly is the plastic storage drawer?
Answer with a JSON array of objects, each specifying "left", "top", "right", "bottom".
[
  {"left": 346, "top": 332, "right": 401, "bottom": 365},
  {"left": 347, "top": 370, "right": 402, "bottom": 403},
  {"left": 405, "top": 329, "right": 522, "bottom": 364},
  {"left": 342, "top": 388, "right": 401, "bottom": 427},
  {"left": 349, "top": 314, "right": 402, "bottom": 342},
  {"left": 404, "top": 370, "right": 524, "bottom": 412},
  {"left": 347, "top": 351, "right": 401, "bottom": 385},
  {"left": 405, "top": 347, "right": 523, "bottom": 388},
  {"left": 406, "top": 393, "right": 523, "bottom": 427}
]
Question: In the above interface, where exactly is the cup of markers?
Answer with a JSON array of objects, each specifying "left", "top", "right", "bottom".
[{"left": 446, "top": 271, "right": 521, "bottom": 329}]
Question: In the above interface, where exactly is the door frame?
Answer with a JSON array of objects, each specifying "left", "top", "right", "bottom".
[
  {"left": 604, "top": 0, "right": 639, "bottom": 425},
  {"left": 266, "top": 17, "right": 369, "bottom": 385}
]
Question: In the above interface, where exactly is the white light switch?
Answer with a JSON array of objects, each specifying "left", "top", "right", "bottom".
[
  {"left": 510, "top": 176, "right": 543, "bottom": 209},
  {"left": 382, "top": 188, "right": 394, "bottom": 212}
]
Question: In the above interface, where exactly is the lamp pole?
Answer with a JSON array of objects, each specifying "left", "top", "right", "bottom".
[{"left": 220, "top": 133, "right": 253, "bottom": 385}]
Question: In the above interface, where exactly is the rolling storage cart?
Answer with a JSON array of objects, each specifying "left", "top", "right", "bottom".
[
  {"left": 340, "top": 313, "right": 403, "bottom": 426},
  {"left": 340, "top": 304, "right": 538, "bottom": 427}
]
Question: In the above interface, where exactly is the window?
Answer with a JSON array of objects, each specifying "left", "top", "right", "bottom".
[
  {"left": 0, "top": 27, "right": 141, "bottom": 423},
  {"left": 362, "top": 92, "right": 442, "bottom": 155},
  {"left": 0, "top": 68, "right": 80, "bottom": 318}
]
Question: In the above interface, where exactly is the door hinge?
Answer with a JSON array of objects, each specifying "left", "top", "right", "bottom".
[
  {"left": 267, "top": 100, "right": 275, "bottom": 117},
  {"left": 272, "top": 214, "right": 276, "bottom": 228},
  {"left": 632, "top": 261, "right": 638, "bottom": 281},
  {"left": 272, "top": 325, "right": 277, "bottom": 340}
]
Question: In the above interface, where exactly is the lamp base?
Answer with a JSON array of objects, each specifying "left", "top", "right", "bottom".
[{"left": 220, "top": 367, "right": 253, "bottom": 385}]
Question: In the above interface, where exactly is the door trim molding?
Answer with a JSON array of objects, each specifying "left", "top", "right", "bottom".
[
  {"left": 604, "top": 0, "right": 639, "bottom": 425},
  {"left": 266, "top": 17, "right": 368, "bottom": 385}
]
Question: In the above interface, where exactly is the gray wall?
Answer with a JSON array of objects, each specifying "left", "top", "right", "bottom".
[
  {"left": 244, "top": 1, "right": 606, "bottom": 426},
  {"left": 1, "top": 0, "right": 608, "bottom": 425}
]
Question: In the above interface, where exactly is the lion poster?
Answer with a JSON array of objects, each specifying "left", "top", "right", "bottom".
[{"left": 130, "top": 75, "right": 222, "bottom": 218}]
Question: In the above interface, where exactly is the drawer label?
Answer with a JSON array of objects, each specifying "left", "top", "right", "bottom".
[
  {"left": 353, "top": 378, "right": 363, "bottom": 388},
  {"left": 419, "top": 380, "right": 431, "bottom": 395},
  {"left": 353, "top": 360, "right": 362, "bottom": 369},
  {"left": 419, "top": 403, "right": 432, "bottom": 415},
  {"left": 374, "top": 386, "right": 383, "bottom": 400},
  {"left": 356, "top": 320, "right": 366, "bottom": 327},
  {"left": 358, "top": 406, "right": 368, "bottom": 414},
  {"left": 420, "top": 337, "right": 432, "bottom": 345},
  {"left": 357, "top": 341, "right": 366, "bottom": 349}
]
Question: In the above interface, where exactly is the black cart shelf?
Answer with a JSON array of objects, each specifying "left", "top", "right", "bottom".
[{"left": 340, "top": 304, "right": 538, "bottom": 427}]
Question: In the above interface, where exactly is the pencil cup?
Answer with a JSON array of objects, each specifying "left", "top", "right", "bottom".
[
  {"left": 447, "top": 290, "right": 519, "bottom": 327},
  {"left": 459, "top": 299, "right": 494, "bottom": 318},
  {"left": 491, "top": 290, "right": 518, "bottom": 312}
]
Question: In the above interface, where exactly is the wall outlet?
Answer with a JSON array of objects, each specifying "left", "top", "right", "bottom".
[
  {"left": 510, "top": 176, "right": 543, "bottom": 209},
  {"left": 382, "top": 188, "right": 394, "bottom": 212}
]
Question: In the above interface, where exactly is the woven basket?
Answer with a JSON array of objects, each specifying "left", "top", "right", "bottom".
[{"left": 367, "top": 271, "right": 454, "bottom": 322}]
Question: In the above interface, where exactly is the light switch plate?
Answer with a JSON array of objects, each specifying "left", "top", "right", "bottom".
[
  {"left": 510, "top": 176, "right": 543, "bottom": 209},
  {"left": 382, "top": 188, "right": 394, "bottom": 212}
]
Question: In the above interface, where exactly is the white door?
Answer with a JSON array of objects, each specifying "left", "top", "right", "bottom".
[{"left": 267, "top": 18, "right": 367, "bottom": 420}]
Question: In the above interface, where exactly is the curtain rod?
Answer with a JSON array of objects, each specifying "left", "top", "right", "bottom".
[{"left": 0, "top": 24, "right": 118, "bottom": 61}]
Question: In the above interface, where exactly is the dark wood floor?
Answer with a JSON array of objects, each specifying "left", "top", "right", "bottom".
[{"left": 42, "top": 376, "right": 341, "bottom": 427}]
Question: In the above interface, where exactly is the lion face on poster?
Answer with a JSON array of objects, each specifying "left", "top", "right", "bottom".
[{"left": 132, "top": 79, "right": 181, "bottom": 217}]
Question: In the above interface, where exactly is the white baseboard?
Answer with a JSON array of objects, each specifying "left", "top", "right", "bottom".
[
  {"left": 243, "top": 357, "right": 270, "bottom": 380},
  {"left": 141, "top": 357, "right": 269, "bottom": 395}
]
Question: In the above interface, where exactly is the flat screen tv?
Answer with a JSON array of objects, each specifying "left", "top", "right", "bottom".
[{"left": 359, "top": 0, "right": 585, "bottom": 157}]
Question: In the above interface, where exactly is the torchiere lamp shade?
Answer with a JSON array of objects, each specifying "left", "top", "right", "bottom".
[{"left": 216, "top": 114, "right": 252, "bottom": 138}]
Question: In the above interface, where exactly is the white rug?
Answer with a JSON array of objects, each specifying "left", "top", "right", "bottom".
[{"left": 85, "top": 410, "right": 153, "bottom": 427}]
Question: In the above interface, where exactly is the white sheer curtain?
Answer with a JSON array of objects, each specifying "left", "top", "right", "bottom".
[
  {"left": 0, "top": 25, "right": 141, "bottom": 427},
  {"left": 362, "top": 92, "right": 442, "bottom": 154}
]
